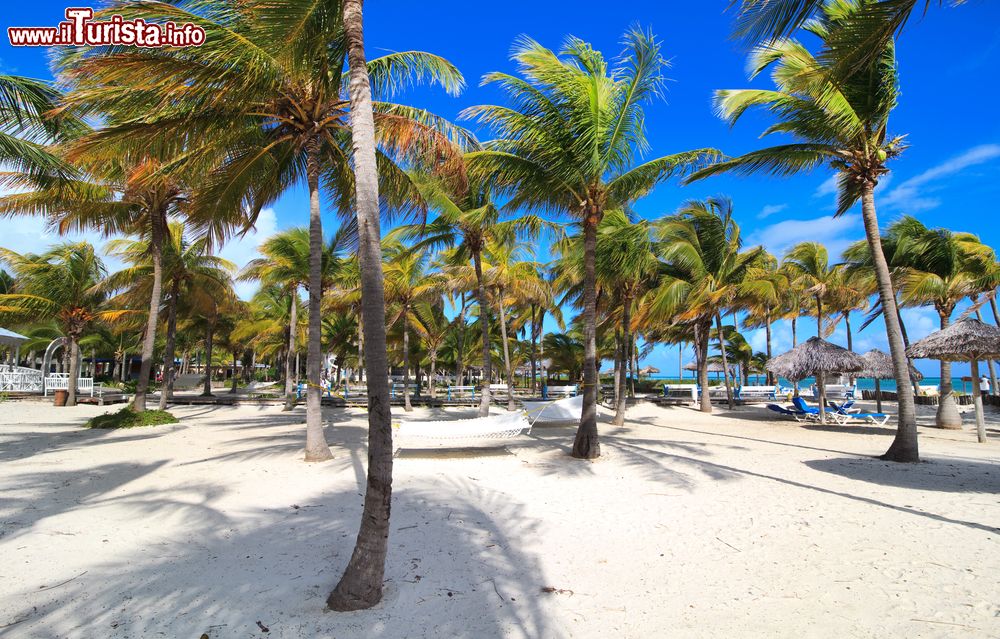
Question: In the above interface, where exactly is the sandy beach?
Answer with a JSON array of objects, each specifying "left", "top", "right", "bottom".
[{"left": 0, "top": 398, "right": 998, "bottom": 638}]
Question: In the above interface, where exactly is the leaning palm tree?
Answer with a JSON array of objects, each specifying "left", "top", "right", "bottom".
[
  {"left": 642, "top": 197, "right": 763, "bottom": 413},
  {"left": 465, "top": 27, "right": 717, "bottom": 458},
  {"left": 737, "top": 251, "right": 786, "bottom": 384},
  {"left": 687, "top": 0, "right": 919, "bottom": 462},
  {"left": 57, "top": 0, "right": 470, "bottom": 463},
  {"left": 0, "top": 242, "right": 116, "bottom": 406}
]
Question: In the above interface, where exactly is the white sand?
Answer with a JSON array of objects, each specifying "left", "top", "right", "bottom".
[{"left": 1, "top": 398, "right": 998, "bottom": 638}]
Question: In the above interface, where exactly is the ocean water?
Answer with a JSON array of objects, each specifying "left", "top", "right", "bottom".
[{"left": 650, "top": 375, "right": 978, "bottom": 393}]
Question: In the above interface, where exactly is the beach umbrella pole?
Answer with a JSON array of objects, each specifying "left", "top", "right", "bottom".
[
  {"left": 970, "top": 358, "right": 987, "bottom": 443},
  {"left": 817, "top": 370, "right": 826, "bottom": 424}
]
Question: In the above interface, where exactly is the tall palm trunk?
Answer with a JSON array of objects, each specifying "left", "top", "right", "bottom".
[
  {"left": 614, "top": 296, "right": 631, "bottom": 426},
  {"left": 357, "top": 305, "right": 364, "bottom": 383},
  {"left": 473, "top": 249, "right": 492, "bottom": 416},
  {"left": 530, "top": 304, "right": 538, "bottom": 395},
  {"left": 496, "top": 286, "right": 515, "bottom": 411},
  {"left": 973, "top": 306, "right": 998, "bottom": 400},
  {"left": 860, "top": 183, "right": 917, "bottom": 462},
  {"left": 66, "top": 334, "right": 79, "bottom": 406},
  {"left": 765, "top": 312, "right": 774, "bottom": 385},
  {"left": 158, "top": 278, "right": 180, "bottom": 410},
  {"left": 402, "top": 308, "right": 413, "bottom": 412},
  {"left": 455, "top": 293, "right": 466, "bottom": 388},
  {"left": 716, "top": 312, "right": 734, "bottom": 410},
  {"left": 202, "top": 325, "right": 214, "bottom": 396},
  {"left": 133, "top": 211, "right": 165, "bottom": 412},
  {"left": 284, "top": 292, "right": 298, "bottom": 411},
  {"left": 303, "top": 141, "right": 333, "bottom": 462},
  {"left": 572, "top": 208, "right": 601, "bottom": 459},
  {"left": 428, "top": 350, "right": 437, "bottom": 399},
  {"left": 231, "top": 351, "right": 239, "bottom": 393},
  {"left": 328, "top": 0, "right": 394, "bottom": 611},
  {"left": 935, "top": 309, "right": 962, "bottom": 428},
  {"left": 696, "top": 321, "right": 712, "bottom": 413}
]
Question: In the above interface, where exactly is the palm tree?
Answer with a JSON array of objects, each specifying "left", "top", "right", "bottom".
[
  {"left": 102, "top": 222, "right": 235, "bottom": 408},
  {"left": 391, "top": 167, "right": 546, "bottom": 416},
  {"left": 688, "top": 1, "right": 919, "bottom": 462},
  {"left": 0, "top": 242, "right": 115, "bottom": 405},
  {"left": 465, "top": 27, "right": 717, "bottom": 458},
  {"left": 382, "top": 242, "right": 439, "bottom": 412},
  {"left": 889, "top": 217, "right": 995, "bottom": 428},
  {"left": 738, "top": 252, "right": 786, "bottom": 384},
  {"left": 240, "top": 227, "right": 347, "bottom": 414},
  {"left": 783, "top": 242, "right": 840, "bottom": 339},
  {"left": 58, "top": 0, "right": 470, "bottom": 464},
  {"left": 412, "top": 301, "right": 450, "bottom": 399},
  {"left": 644, "top": 197, "right": 762, "bottom": 413}
]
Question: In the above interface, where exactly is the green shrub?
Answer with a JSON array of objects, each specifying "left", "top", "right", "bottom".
[{"left": 85, "top": 408, "right": 178, "bottom": 429}]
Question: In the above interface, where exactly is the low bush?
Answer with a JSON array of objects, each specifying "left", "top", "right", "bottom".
[{"left": 85, "top": 408, "right": 178, "bottom": 429}]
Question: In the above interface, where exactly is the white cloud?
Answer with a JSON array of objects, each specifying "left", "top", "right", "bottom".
[
  {"left": 745, "top": 214, "right": 862, "bottom": 260},
  {"left": 2, "top": 216, "right": 125, "bottom": 273},
  {"left": 882, "top": 144, "right": 1000, "bottom": 212},
  {"left": 814, "top": 174, "right": 838, "bottom": 198},
  {"left": 757, "top": 203, "right": 787, "bottom": 220},
  {"left": 217, "top": 207, "right": 278, "bottom": 300}
]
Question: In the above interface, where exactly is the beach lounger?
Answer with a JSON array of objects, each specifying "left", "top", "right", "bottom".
[
  {"left": 830, "top": 405, "right": 891, "bottom": 426},
  {"left": 766, "top": 402, "right": 812, "bottom": 421}
]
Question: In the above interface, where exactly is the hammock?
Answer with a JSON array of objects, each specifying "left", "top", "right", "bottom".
[
  {"left": 522, "top": 394, "right": 584, "bottom": 426},
  {"left": 393, "top": 410, "right": 532, "bottom": 445}
]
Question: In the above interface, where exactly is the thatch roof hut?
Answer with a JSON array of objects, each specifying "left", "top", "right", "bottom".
[
  {"left": 766, "top": 337, "right": 865, "bottom": 424},
  {"left": 859, "top": 349, "right": 922, "bottom": 413},
  {"left": 638, "top": 365, "right": 660, "bottom": 376},
  {"left": 907, "top": 318, "right": 1000, "bottom": 443},
  {"left": 683, "top": 361, "right": 730, "bottom": 373},
  {"left": 766, "top": 337, "right": 865, "bottom": 382}
]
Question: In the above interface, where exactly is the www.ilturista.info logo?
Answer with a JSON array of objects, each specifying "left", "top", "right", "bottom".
[{"left": 8, "top": 7, "right": 206, "bottom": 47}]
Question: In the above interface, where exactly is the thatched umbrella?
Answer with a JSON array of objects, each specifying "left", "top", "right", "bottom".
[
  {"left": 638, "top": 365, "right": 660, "bottom": 377},
  {"left": 859, "top": 349, "right": 924, "bottom": 413},
  {"left": 766, "top": 337, "right": 865, "bottom": 424},
  {"left": 907, "top": 318, "right": 1000, "bottom": 443}
]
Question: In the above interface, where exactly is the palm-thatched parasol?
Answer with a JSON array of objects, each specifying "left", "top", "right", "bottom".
[
  {"left": 766, "top": 337, "right": 865, "bottom": 424},
  {"left": 639, "top": 365, "right": 660, "bottom": 377},
  {"left": 907, "top": 318, "right": 1000, "bottom": 443},
  {"left": 860, "top": 349, "right": 924, "bottom": 413}
]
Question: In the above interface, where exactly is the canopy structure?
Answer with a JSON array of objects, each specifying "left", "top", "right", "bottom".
[
  {"left": 907, "top": 318, "right": 1000, "bottom": 443},
  {"left": 859, "top": 349, "right": 924, "bottom": 381},
  {"left": 766, "top": 337, "right": 865, "bottom": 423},
  {"left": 683, "top": 361, "right": 731, "bottom": 373},
  {"left": 859, "top": 349, "right": 923, "bottom": 413},
  {"left": 638, "top": 365, "right": 660, "bottom": 376},
  {"left": 0, "top": 327, "right": 28, "bottom": 348}
]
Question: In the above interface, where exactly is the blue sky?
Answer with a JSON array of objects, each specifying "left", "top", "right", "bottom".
[{"left": 2, "top": 1, "right": 1000, "bottom": 377}]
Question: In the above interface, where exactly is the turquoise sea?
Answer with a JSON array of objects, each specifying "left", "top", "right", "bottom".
[{"left": 650, "top": 375, "right": 976, "bottom": 393}]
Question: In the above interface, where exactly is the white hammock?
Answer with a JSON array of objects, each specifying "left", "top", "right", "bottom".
[
  {"left": 393, "top": 410, "right": 531, "bottom": 444},
  {"left": 522, "top": 394, "right": 583, "bottom": 425}
]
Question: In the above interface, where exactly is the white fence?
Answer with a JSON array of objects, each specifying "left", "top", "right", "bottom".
[
  {"left": 0, "top": 366, "right": 44, "bottom": 393},
  {"left": 43, "top": 373, "right": 94, "bottom": 396}
]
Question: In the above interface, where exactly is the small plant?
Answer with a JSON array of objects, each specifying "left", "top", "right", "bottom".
[{"left": 85, "top": 407, "right": 178, "bottom": 429}]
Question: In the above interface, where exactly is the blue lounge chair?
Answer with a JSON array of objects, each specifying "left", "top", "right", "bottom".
[
  {"left": 791, "top": 396, "right": 820, "bottom": 416},
  {"left": 830, "top": 401, "right": 890, "bottom": 426},
  {"left": 766, "top": 403, "right": 811, "bottom": 421}
]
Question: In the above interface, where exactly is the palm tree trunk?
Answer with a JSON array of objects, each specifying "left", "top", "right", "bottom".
[
  {"left": 202, "top": 325, "right": 213, "bottom": 397},
  {"left": 455, "top": 293, "right": 466, "bottom": 388},
  {"left": 158, "top": 278, "right": 180, "bottom": 410},
  {"left": 328, "top": 0, "right": 394, "bottom": 611},
  {"left": 629, "top": 337, "right": 637, "bottom": 398},
  {"left": 357, "top": 305, "right": 364, "bottom": 383},
  {"left": 844, "top": 311, "right": 855, "bottom": 385},
  {"left": 429, "top": 351, "right": 437, "bottom": 399},
  {"left": 716, "top": 312, "right": 734, "bottom": 410},
  {"left": 66, "top": 334, "right": 79, "bottom": 406},
  {"left": 402, "top": 309, "right": 412, "bottom": 412},
  {"left": 765, "top": 312, "right": 773, "bottom": 385},
  {"left": 614, "top": 297, "right": 631, "bottom": 426},
  {"left": 530, "top": 304, "right": 538, "bottom": 395},
  {"left": 284, "top": 292, "right": 297, "bottom": 411},
  {"left": 303, "top": 141, "right": 333, "bottom": 462},
  {"left": 133, "top": 210, "right": 165, "bottom": 412},
  {"left": 572, "top": 207, "right": 601, "bottom": 459},
  {"left": 860, "top": 182, "right": 918, "bottom": 462},
  {"left": 231, "top": 351, "right": 238, "bottom": 393},
  {"left": 496, "top": 286, "right": 515, "bottom": 412},
  {"left": 473, "top": 249, "right": 493, "bottom": 416},
  {"left": 936, "top": 310, "right": 962, "bottom": 428},
  {"left": 696, "top": 321, "right": 712, "bottom": 413}
]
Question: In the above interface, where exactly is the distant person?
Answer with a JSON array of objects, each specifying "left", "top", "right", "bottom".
[{"left": 980, "top": 375, "right": 991, "bottom": 396}]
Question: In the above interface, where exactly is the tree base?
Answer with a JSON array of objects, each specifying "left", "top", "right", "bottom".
[
  {"left": 879, "top": 438, "right": 920, "bottom": 463},
  {"left": 571, "top": 433, "right": 600, "bottom": 459},
  {"left": 931, "top": 423, "right": 963, "bottom": 430},
  {"left": 304, "top": 449, "right": 334, "bottom": 462},
  {"left": 326, "top": 582, "right": 382, "bottom": 612}
]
